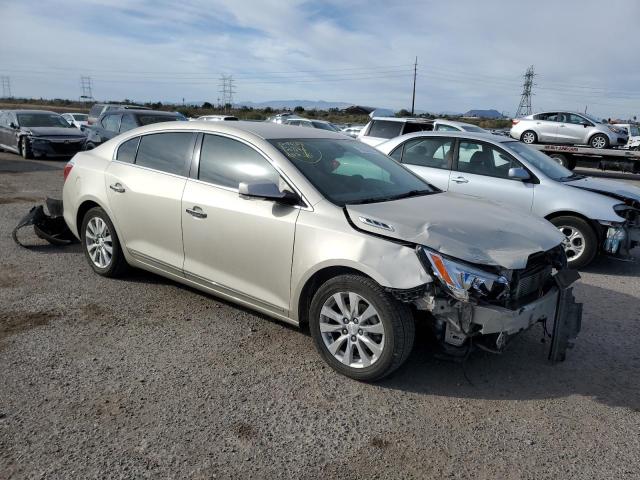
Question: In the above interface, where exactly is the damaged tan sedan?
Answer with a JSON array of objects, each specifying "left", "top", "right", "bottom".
[{"left": 62, "top": 122, "right": 582, "bottom": 381}]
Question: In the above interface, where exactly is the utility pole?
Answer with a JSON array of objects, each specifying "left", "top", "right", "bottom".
[
  {"left": 411, "top": 57, "right": 418, "bottom": 116},
  {"left": 515, "top": 65, "right": 535, "bottom": 118},
  {"left": 219, "top": 75, "right": 236, "bottom": 113},
  {"left": 1, "top": 76, "right": 12, "bottom": 98},
  {"left": 80, "top": 76, "right": 94, "bottom": 101}
]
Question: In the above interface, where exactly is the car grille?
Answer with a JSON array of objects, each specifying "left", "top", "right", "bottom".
[
  {"left": 48, "top": 139, "right": 85, "bottom": 154},
  {"left": 511, "top": 263, "right": 552, "bottom": 302}
]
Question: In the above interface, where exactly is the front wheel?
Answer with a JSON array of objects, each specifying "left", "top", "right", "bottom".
[
  {"left": 20, "top": 137, "right": 33, "bottom": 159},
  {"left": 549, "top": 216, "right": 598, "bottom": 269},
  {"left": 81, "top": 207, "right": 128, "bottom": 277},
  {"left": 521, "top": 130, "right": 537, "bottom": 144},
  {"left": 309, "top": 274, "right": 415, "bottom": 381},
  {"left": 589, "top": 134, "right": 609, "bottom": 149}
]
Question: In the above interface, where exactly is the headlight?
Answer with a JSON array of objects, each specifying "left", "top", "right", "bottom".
[{"left": 418, "top": 247, "right": 509, "bottom": 302}]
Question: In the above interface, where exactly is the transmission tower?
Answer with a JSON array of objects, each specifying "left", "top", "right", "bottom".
[
  {"left": 515, "top": 65, "right": 535, "bottom": 118},
  {"left": 80, "top": 76, "right": 94, "bottom": 101},
  {"left": 1, "top": 76, "right": 12, "bottom": 98},
  {"left": 218, "top": 75, "right": 236, "bottom": 112}
]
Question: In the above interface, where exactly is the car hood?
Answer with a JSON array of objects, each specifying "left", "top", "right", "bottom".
[
  {"left": 22, "top": 127, "right": 87, "bottom": 138},
  {"left": 565, "top": 176, "right": 640, "bottom": 203},
  {"left": 345, "top": 192, "right": 565, "bottom": 270}
]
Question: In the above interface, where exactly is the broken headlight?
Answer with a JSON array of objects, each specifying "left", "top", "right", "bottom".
[{"left": 418, "top": 247, "right": 509, "bottom": 302}]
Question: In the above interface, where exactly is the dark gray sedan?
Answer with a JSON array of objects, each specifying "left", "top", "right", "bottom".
[{"left": 0, "top": 110, "right": 87, "bottom": 159}]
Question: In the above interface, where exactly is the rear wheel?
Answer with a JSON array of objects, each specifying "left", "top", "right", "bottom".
[
  {"left": 309, "top": 274, "right": 415, "bottom": 381},
  {"left": 81, "top": 207, "right": 128, "bottom": 277},
  {"left": 20, "top": 137, "right": 33, "bottom": 159},
  {"left": 589, "top": 134, "right": 609, "bottom": 149},
  {"left": 521, "top": 130, "right": 537, "bottom": 144},
  {"left": 549, "top": 153, "right": 569, "bottom": 168},
  {"left": 549, "top": 216, "right": 598, "bottom": 269}
]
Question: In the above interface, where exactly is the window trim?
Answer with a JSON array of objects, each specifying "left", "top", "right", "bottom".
[{"left": 452, "top": 138, "right": 538, "bottom": 182}]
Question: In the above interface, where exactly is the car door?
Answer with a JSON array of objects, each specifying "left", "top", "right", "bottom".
[
  {"left": 105, "top": 131, "right": 196, "bottom": 272},
  {"left": 389, "top": 136, "right": 453, "bottom": 191},
  {"left": 561, "top": 113, "right": 591, "bottom": 144},
  {"left": 181, "top": 133, "right": 299, "bottom": 312},
  {"left": 448, "top": 139, "right": 535, "bottom": 212},
  {"left": 534, "top": 113, "right": 560, "bottom": 142}
]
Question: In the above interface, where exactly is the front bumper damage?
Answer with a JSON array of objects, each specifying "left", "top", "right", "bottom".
[
  {"left": 601, "top": 223, "right": 640, "bottom": 259},
  {"left": 417, "top": 269, "right": 582, "bottom": 363}
]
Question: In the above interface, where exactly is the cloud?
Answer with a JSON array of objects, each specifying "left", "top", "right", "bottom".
[{"left": 1, "top": 0, "right": 639, "bottom": 118}]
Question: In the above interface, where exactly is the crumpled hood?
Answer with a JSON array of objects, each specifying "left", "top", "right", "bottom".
[
  {"left": 565, "top": 176, "right": 640, "bottom": 202},
  {"left": 345, "top": 192, "right": 565, "bottom": 269},
  {"left": 22, "top": 127, "right": 87, "bottom": 138}
]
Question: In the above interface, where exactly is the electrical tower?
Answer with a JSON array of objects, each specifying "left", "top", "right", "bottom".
[
  {"left": 1, "top": 76, "right": 12, "bottom": 98},
  {"left": 515, "top": 65, "right": 535, "bottom": 118},
  {"left": 80, "top": 76, "right": 94, "bottom": 101},
  {"left": 218, "top": 75, "right": 236, "bottom": 112}
]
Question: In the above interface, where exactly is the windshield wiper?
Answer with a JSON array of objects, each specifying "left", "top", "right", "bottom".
[
  {"left": 558, "top": 173, "right": 585, "bottom": 182},
  {"left": 349, "top": 189, "right": 434, "bottom": 205}
]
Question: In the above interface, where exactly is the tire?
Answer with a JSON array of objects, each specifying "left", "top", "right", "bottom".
[
  {"left": 589, "top": 133, "right": 609, "bottom": 149},
  {"left": 549, "top": 216, "right": 598, "bottom": 269},
  {"left": 549, "top": 154, "right": 569, "bottom": 168},
  {"left": 20, "top": 137, "right": 33, "bottom": 159},
  {"left": 309, "top": 274, "right": 415, "bottom": 381},
  {"left": 84, "top": 142, "right": 96, "bottom": 151},
  {"left": 80, "top": 207, "right": 128, "bottom": 277},
  {"left": 520, "top": 130, "right": 537, "bottom": 144}
]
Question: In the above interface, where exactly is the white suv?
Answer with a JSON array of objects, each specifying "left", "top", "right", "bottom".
[{"left": 357, "top": 117, "right": 433, "bottom": 146}]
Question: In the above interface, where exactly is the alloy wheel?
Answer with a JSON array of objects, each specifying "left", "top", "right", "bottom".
[
  {"left": 319, "top": 291, "right": 385, "bottom": 369},
  {"left": 591, "top": 136, "right": 607, "bottom": 149},
  {"left": 558, "top": 225, "right": 585, "bottom": 261},
  {"left": 522, "top": 132, "right": 536, "bottom": 144},
  {"left": 85, "top": 217, "right": 113, "bottom": 268}
]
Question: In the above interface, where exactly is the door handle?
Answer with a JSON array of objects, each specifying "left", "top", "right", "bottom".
[
  {"left": 451, "top": 176, "right": 469, "bottom": 184},
  {"left": 185, "top": 206, "right": 207, "bottom": 219},
  {"left": 109, "top": 183, "right": 125, "bottom": 193}
]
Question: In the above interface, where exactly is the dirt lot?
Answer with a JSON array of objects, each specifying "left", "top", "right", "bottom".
[{"left": 1, "top": 152, "right": 639, "bottom": 479}]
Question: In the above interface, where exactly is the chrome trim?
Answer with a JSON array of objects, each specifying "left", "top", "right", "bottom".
[{"left": 358, "top": 216, "right": 395, "bottom": 232}]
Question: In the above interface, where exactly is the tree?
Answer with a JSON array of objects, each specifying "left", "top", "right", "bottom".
[
  {"left": 264, "top": 107, "right": 273, "bottom": 114},
  {"left": 294, "top": 106, "right": 305, "bottom": 113},
  {"left": 397, "top": 109, "right": 411, "bottom": 117},
  {"left": 202, "top": 101, "right": 213, "bottom": 109}
]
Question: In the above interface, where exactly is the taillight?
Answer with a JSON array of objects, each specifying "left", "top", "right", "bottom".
[
  {"left": 63, "top": 162, "right": 74, "bottom": 181},
  {"left": 512, "top": 119, "right": 520, "bottom": 125}
]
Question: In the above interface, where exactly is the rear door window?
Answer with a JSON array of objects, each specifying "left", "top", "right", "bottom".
[
  {"left": 198, "top": 134, "right": 280, "bottom": 189},
  {"left": 135, "top": 132, "right": 195, "bottom": 175},
  {"left": 367, "top": 120, "right": 403, "bottom": 139}
]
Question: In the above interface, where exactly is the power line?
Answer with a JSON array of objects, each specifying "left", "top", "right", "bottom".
[
  {"left": 1, "top": 76, "right": 12, "bottom": 98},
  {"left": 515, "top": 65, "right": 535, "bottom": 118}
]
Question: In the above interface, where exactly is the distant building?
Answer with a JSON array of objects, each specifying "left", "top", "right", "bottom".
[{"left": 463, "top": 109, "right": 504, "bottom": 119}]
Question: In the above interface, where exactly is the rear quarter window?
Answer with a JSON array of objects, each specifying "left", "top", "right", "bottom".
[
  {"left": 116, "top": 137, "right": 140, "bottom": 164},
  {"left": 135, "top": 132, "right": 195, "bottom": 175},
  {"left": 89, "top": 104, "right": 104, "bottom": 117}
]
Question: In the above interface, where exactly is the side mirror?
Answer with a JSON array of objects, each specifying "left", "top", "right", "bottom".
[
  {"left": 582, "top": 122, "right": 589, "bottom": 128},
  {"left": 238, "top": 181, "right": 300, "bottom": 206},
  {"left": 508, "top": 167, "right": 531, "bottom": 181}
]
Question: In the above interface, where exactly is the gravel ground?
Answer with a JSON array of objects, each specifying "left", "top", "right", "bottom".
[{"left": 1, "top": 152, "right": 639, "bottom": 479}]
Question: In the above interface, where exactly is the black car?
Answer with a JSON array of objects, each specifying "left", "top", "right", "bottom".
[
  {"left": 87, "top": 103, "right": 151, "bottom": 126},
  {"left": 0, "top": 110, "right": 87, "bottom": 159},
  {"left": 85, "top": 109, "right": 186, "bottom": 149}
]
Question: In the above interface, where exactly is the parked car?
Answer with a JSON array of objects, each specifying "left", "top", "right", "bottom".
[
  {"left": 0, "top": 110, "right": 87, "bottom": 159},
  {"left": 614, "top": 123, "right": 640, "bottom": 150},
  {"left": 433, "top": 119, "right": 487, "bottom": 133},
  {"left": 85, "top": 109, "right": 186, "bottom": 149},
  {"left": 357, "top": 117, "right": 433, "bottom": 146},
  {"left": 87, "top": 103, "right": 150, "bottom": 125},
  {"left": 511, "top": 111, "right": 628, "bottom": 149},
  {"left": 266, "top": 113, "right": 299, "bottom": 124},
  {"left": 62, "top": 122, "right": 581, "bottom": 380},
  {"left": 283, "top": 118, "right": 342, "bottom": 132},
  {"left": 341, "top": 125, "right": 365, "bottom": 138},
  {"left": 376, "top": 131, "right": 640, "bottom": 268},
  {"left": 61, "top": 112, "right": 89, "bottom": 130},
  {"left": 196, "top": 115, "right": 239, "bottom": 121}
]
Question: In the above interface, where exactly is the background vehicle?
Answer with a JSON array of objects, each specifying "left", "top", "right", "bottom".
[
  {"left": 511, "top": 111, "right": 628, "bottom": 149},
  {"left": 196, "top": 115, "right": 239, "bottom": 121},
  {"left": 357, "top": 117, "right": 434, "bottom": 146},
  {"left": 433, "top": 119, "right": 488, "bottom": 133},
  {"left": 341, "top": 125, "right": 365, "bottom": 138},
  {"left": 85, "top": 109, "right": 185, "bottom": 148},
  {"left": 87, "top": 103, "right": 150, "bottom": 125},
  {"left": 266, "top": 112, "right": 299, "bottom": 124},
  {"left": 283, "top": 118, "right": 342, "bottom": 132},
  {"left": 529, "top": 143, "right": 640, "bottom": 172},
  {"left": 614, "top": 123, "right": 640, "bottom": 150},
  {"left": 377, "top": 131, "right": 640, "bottom": 268},
  {"left": 61, "top": 113, "right": 89, "bottom": 129},
  {"left": 0, "top": 110, "right": 87, "bottom": 159},
  {"left": 62, "top": 122, "right": 579, "bottom": 381}
]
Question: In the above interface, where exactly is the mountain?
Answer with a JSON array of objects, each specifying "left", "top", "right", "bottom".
[
  {"left": 463, "top": 109, "right": 504, "bottom": 119},
  {"left": 236, "top": 99, "right": 352, "bottom": 110}
]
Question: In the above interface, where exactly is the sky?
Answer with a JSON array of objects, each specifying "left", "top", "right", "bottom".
[{"left": 1, "top": 0, "right": 639, "bottom": 118}]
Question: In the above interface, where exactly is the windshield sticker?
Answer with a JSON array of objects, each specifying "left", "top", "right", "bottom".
[{"left": 278, "top": 142, "right": 323, "bottom": 163}]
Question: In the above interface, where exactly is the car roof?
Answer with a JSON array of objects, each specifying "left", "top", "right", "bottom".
[
  {"left": 289, "top": 118, "right": 331, "bottom": 124},
  {"left": 434, "top": 118, "right": 479, "bottom": 128},
  {"left": 7, "top": 109, "right": 60, "bottom": 115},
  {"left": 102, "top": 109, "right": 179, "bottom": 116},
  {"left": 384, "top": 130, "right": 516, "bottom": 144},
  {"left": 133, "top": 120, "right": 347, "bottom": 140},
  {"left": 369, "top": 116, "right": 433, "bottom": 123}
]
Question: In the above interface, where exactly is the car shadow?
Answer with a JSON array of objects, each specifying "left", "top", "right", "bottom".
[
  {"left": 581, "top": 248, "right": 639, "bottom": 277},
  {"left": 0, "top": 157, "right": 65, "bottom": 173},
  {"left": 379, "top": 281, "right": 640, "bottom": 412}
]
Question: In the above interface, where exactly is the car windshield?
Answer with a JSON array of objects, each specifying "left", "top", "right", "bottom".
[
  {"left": 17, "top": 113, "right": 72, "bottom": 128},
  {"left": 630, "top": 125, "right": 639, "bottom": 136},
  {"left": 502, "top": 141, "right": 576, "bottom": 181},
  {"left": 312, "top": 121, "right": 340, "bottom": 132},
  {"left": 136, "top": 114, "right": 184, "bottom": 126},
  {"left": 583, "top": 113, "right": 604, "bottom": 124},
  {"left": 72, "top": 114, "right": 88, "bottom": 121},
  {"left": 270, "top": 138, "right": 436, "bottom": 206}
]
